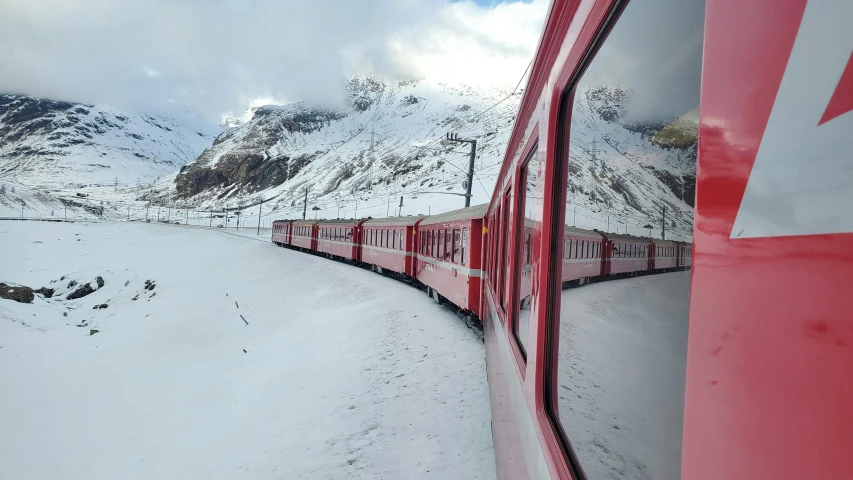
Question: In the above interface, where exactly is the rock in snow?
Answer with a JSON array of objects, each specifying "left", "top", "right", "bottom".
[{"left": 0, "top": 282, "right": 34, "bottom": 303}]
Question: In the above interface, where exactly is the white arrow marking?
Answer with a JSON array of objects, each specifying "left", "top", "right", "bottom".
[{"left": 731, "top": 0, "right": 853, "bottom": 239}]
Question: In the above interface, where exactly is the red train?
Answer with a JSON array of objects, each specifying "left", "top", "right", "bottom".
[
  {"left": 478, "top": 0, "right": 852, "bottom": 479},
  {"left": 272, "top": 210, "right": 690, "bottom": 328},
  {"left": 270, "top": 0, "right": 851, "bottom": 478}
]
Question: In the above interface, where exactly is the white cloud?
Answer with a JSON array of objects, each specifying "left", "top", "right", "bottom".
[{"left": 0, "top": 0, "right": 548, "bottom": 122}]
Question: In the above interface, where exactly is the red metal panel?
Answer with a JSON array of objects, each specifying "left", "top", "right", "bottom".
[{"left": 682, "top": 1, "right": 853, "bottom": 479}]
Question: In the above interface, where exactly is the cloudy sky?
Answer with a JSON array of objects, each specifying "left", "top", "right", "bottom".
[{"left": 0, "top": 0, "right": 548, "bottom": 123}]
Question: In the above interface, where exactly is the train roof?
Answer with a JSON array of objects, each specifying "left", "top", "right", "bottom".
[
  {"left": 599, "top": 232, "right": 653, "bottom": 243},
  {"left": 363, "top": 216, "right": 426, "bottom": 227},
  {"left": 563, "top": 224, "right": 605, "bottom": 239},
  {"left": 420, "top": 204, "right": 489, "bottom": 226},
  {"left": 317, "top": 218, "right": 368, "bottom": 226},
  {"left": 650, "top": 238, "right": 678, "bottom": 246},
  {"left": 292, "top": 219, "right": 320, "bottom": 226},
  {"left": 272, "top": 219, "right": 294, "bottom": 224}
]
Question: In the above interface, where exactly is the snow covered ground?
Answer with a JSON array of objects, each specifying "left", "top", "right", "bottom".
[
  {"left": 556, "top": 272, "right": 690, "bottom": 480},
  {"left": 0, "top": 220, "right": 495, "bottom": 480}
]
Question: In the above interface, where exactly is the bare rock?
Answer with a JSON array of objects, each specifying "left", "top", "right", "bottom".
[
  {"left": 96, "top": 276, "right": 104, "bottom": 288},
  {"left": 67, "top": 283, "right": 95, "bottom": 300},
  {"left": 0, "top": 283, "right": 35, "bottom": 304},
  {"left": 92, "top": 303, "right": 108, "bottom": 309},
  {"left": 35, "top": 287, "right": 55, "bottom": 298},
  {"left": 89, "top": 329, "right": 99, "bottom": 336}
]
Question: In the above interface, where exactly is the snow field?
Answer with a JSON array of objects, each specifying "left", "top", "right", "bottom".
[{"left": 0, "top": 220, "right": 495, "bottom": 480}]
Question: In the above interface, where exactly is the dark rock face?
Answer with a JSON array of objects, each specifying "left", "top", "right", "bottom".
[
  {"left": 89, "top": 329, "right": 99, "bottom": 336},
  {"left": 34, "top": 287, "right": 55, "bottom": 298},
  {"left": 96, "top": 276, "right": 104, "bottom": 288},
  {"left": 0, "top": 283, "right": 35, "bottom": 303},
  {"left": 93, "top": 303, "right": 108, "bottom": 309},
  {"left": 174, "top": 103, "right": 338, "bottom": 199},
  {"left": 172, "top": 78, "right": 387, "bottom": 200},
  {"left": 67, "top": 283, "right": 95, "bottom": 300}
]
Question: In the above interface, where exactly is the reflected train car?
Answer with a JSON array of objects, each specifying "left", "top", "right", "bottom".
[
  {"left": 600, "top": 232, "right": 652, "bottom": 276},
  {"left": 650, "top": 238, "right": 679, "bottom": 271},
  {"left": 560, "top": 226, "right": 605, "bottom": 285}
]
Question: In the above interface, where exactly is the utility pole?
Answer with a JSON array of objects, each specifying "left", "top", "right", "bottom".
[
  {"left": 355, "top": 200, "right": 358, "bottom": 218},
  {"left": 302, "top": 187, "right": 308, "bottom": 220},
  {"left": 573, "top": 206, "right": 576, "bottom": 226},
  {"left": 64, "top": 206, "right": 67, "bottom": 219},
  {"left": 185, "top": 209, "right": 189, "bottom": 225},
  {"left": 399, "top": 196, "right": 404, "bottom": 216},
  {"left": 209, "top": 208, "right": 212, "bottom": 227},
  {"left": 114, "top": 176, "right": 119, "bottom": 192},
  {"left": 146, "top": 205, "right": 149, "bottom": 222},
  {"left": 386, "top": 197, "right": 390, "bottom": 217},
  {"left": 446, "top": 132, "right": 477, "bottom": 207},
  {"left": 257, "top": 201, "right": 262, "bottom": 235},
  {"left": 127, "top": 205, "right": 130, "bottom": 221},
  {"left": 607, "top": 215, "right": 610, "bottom": 232},
  {"left": 662, "top": 205, "right": 667, "bottom": 240},
  {"left": 588, "top": 138, "right": 605, "bottom": 205},
  {"left": 369, "top": 127, "right": 376, "bottom": 191}
]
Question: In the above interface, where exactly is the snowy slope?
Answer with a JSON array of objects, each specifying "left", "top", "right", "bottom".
[
  {"left": 156, "top": 78, "right": 694, "bottom": 240},
  {"left": 557, "top": 272, "right": 690, "bottom": 480},
  {"left": 562, "top": 85, "right": 696, "bottom": 239},
  {"left": 0, "top": 220, "right": 495, "bottom": 479},
  {"left": 0, "top": 94, "right": 217, "bottom": 188},
  {"left": 160, "top": 76, "right": 520, "bottom": 218}
]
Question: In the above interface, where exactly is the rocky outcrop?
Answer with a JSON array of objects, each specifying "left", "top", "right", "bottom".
[
  {"left": 67, "top": 282, "right": 96, "bottom": 300},
  {"left": 0, "top": 282, "right": 35, "bottom": 303},
  {"left": 34, "top": 287, "right": 55, "bottom": 298}
]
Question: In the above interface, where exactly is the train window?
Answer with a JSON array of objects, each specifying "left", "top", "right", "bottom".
[
  {"left": 443, "top": 229, "right": 450, "bottom": 260},
  {"left": 491, "top": 207, "right": 500, "bottom": 290},
  {"left": 549, "top": 0, "right": 702, "bottom": 478},
  {"left": 515, "top": 150, "right": 538, "bottom": 356},
  {"left": 452, "top": 229, "right": 461, "bottom": 263},
  {"left": 462, "top": 228, "right": 468, "bottom": 265},
  {"left": 499, "top": 189, "right": 512, "bottom": 310}
]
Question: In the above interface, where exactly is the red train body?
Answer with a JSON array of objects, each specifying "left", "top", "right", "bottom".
[
  {"left": 290, "top": 220, "right": 319, "bottom": 251},
  {"left": 317, "top": 219, "right": 366, "bottom": 262},
  {"left": 362, "top": 216, "right": 425, "bottom": 277},
  {"left": 271, "top": 219, "right": 293, "bottom": 246},
  {"left": 650, "top": 238, "right": 679, "bottom": 271},
  {"left": 415, "top": 205, "right": 487, "bottom": 319},
  {"left": 561, "top": 227, "right": 605, "bottom": 284},
  {"left": 266, "top": 3, "right": 849, "bottom": 477}
]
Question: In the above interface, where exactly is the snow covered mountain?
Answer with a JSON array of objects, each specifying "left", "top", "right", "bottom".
[
  {"left": 563, "top": 84, "right": 697, "bottom": 237},
  {"left": 164, "top": 78, "right": 694, "bottom": 239},
  {"left": 0, "top": 94, "right": 216, "bottom": 188},
  {"left": 167, "top": 77, "right": 520, "bottom": 218}
]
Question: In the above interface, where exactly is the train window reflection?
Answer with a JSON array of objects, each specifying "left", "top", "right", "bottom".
[
  {"left": 515, "top": 150, "right": 539, "bottom": 356},
  {"left": 551, "top": 0, "right": 703, "bottom": 479}
]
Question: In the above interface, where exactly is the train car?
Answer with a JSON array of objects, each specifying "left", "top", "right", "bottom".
[
  {"left": 290, "top": 220, "right": 319, "bottom": 251},
  {"left": 416, "top": 204, "right": 487, "bottom": 319},
  {"left": 317, "top": 219, "right": 367, "bottom": 261},
  {"left": 271, "top": 219, "right": 293, "bottom": 246},
  {"left": 362, "top": 216, "right": 426, "bottom": 277},
  {"left": 650, "top": 238, "right": 679, "bottom": 271},
  {"left": 600, "top": 232, "right": 651, "bottom": 276},
  {"left": 676, "top": 241, "right": 693, "bottom": 270},
  {"left": 560, "top": 226, "right": 605, "bottom": 285},
  {"left": 479, "top": 0, "right": 852, "bottom": 479}
]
